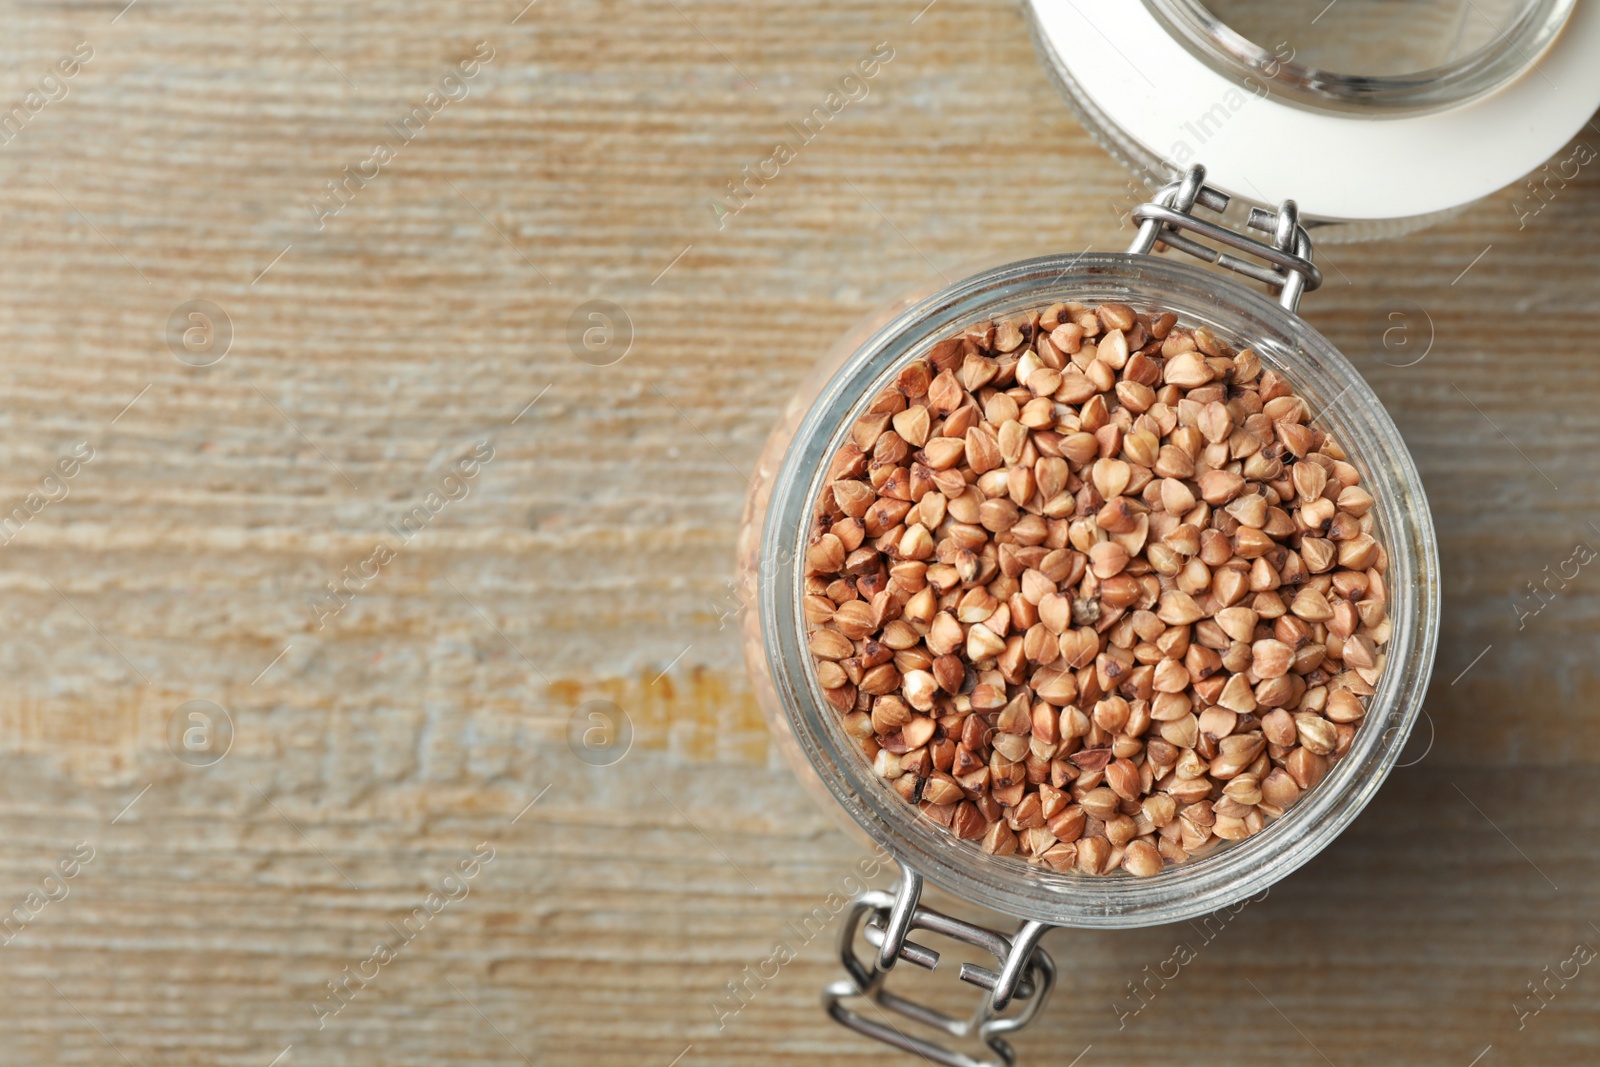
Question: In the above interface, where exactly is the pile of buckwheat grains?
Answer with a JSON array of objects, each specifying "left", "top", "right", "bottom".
[{"left": 803, "top": 301, "right": 1392, "bottom": 877}]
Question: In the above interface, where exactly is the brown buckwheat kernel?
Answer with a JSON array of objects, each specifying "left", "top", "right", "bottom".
[{"left": 804, "top": 302, "right": 1390, "bottom": 876}]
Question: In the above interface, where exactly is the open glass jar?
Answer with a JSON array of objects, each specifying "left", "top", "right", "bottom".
[
  {"left": 738, "top": 174, "right": 1437, "bottom": 1065},
  {"left": 737, "top": 3, "right": 1599, "bottom": 1063}
]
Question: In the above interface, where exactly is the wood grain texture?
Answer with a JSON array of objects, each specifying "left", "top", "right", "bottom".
[{"left": 0, "top": 1, "right": 1597, "bottom": 1064}]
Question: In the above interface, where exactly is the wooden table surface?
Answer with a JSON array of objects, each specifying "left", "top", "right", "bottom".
[{"left": 1, "top": 2, "right": 1597, "bottom": 1065}]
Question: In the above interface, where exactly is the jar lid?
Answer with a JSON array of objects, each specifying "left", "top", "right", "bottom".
[{"left": 1029, "top": 0, "right": 1600, "bottom": 226}]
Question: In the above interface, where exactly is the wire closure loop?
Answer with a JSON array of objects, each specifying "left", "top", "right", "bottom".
[
  {"left": 824, "top": 864, "right": 1056, "bottom": 1067},
  {"left": 1128, "top": 164, "right": 1321, "bottom": 313}
]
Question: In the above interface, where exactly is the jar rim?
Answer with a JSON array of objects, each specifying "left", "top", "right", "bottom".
[{"left": 758, "top": 252, "right": 1440, "bottom": 927}]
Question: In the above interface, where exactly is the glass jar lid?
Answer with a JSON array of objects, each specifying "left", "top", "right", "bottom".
[
  {"left": 1151, "top": 0, "right": 1576, "bottom": 114},
  {"left": 1028, "top": 0, "right": 1600, "bottom": 227}
]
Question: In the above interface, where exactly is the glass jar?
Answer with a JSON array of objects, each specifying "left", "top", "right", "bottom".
[
  {"left": 741, "top": 240, "right": 1438, "bottom": 924},
  {"left": 737, "top": 174, "right": 1438, "bottom": 1061},
  {"left": 737, "top": 1, "right": 1599, "bottom": 1060}
]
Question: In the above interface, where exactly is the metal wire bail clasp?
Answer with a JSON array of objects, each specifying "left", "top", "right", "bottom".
[
  {"left": 1128, "top": 163, "right": 1321, "bottom": 313},
  {"left": 823, "top": 864, "right": 1056, "bottom": 1067}
]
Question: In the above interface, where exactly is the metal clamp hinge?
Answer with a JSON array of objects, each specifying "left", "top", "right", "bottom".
[
  {"left": 823, "top": 864, "right": 1056, "bottom": 1067},
  {"left": 1127, "top": 163, "right": 1321, "bottom": 313}
]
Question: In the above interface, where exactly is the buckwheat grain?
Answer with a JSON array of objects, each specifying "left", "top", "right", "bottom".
[{"left": 804, "top": 302, "right": 1391, "bottom": 875}]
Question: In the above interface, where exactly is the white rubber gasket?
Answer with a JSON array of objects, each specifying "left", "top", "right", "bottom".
[{"left": 1028, "top": 0, "right": 1600, "bottom": 221}]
